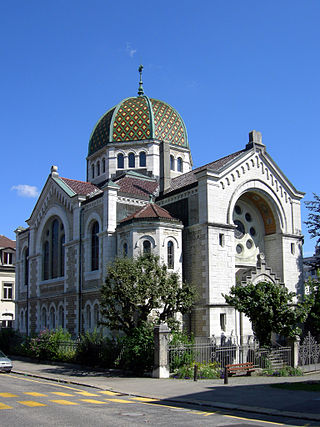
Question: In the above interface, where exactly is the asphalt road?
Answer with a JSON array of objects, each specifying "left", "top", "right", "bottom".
[{"left": 0, "top": 373, "right": 316, "bottom": 426}]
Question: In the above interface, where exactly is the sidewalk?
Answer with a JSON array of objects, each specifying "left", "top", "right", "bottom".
[{"left": 10, "top": 357, "right": 320, "bottom": 422}]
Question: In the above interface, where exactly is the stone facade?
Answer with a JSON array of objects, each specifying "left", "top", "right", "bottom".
[{"left": 14, "top": 88, "right": 304, "bottom": 342}]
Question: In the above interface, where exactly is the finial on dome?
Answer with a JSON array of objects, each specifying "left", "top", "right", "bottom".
[
  {"left": 138, "top": 64, "right": 144, "bottom": 96},
  {"left": 51, "top": 165, "right": 59, "bottom": 177}
]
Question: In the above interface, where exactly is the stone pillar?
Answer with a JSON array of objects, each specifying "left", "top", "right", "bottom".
[
  {"left": 152, "top": 323, "right": 171, "bottom": 378},
  {"left": 288, "top": 336, "right": 300, "bottom": 368}
]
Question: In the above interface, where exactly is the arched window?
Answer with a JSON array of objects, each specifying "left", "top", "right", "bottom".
[
  {"left": 97, "top": 161, "right": 100, "bottom": 176},
  {"left": 60, "top": 234, "right": 65, "bottom": 277},
  {"left": 24, "top": 248, "right": 29, "bottom": 286},
  {"left": 94, "top": 304, "right": 99, "bottom": 328},
  {"left": 117, "top": 153, "right": 124, "bottom": 169},
  {"left": 86, "top": 305, "right": 92, "bottom": 331},
  {"left": 58, "top": 305, "right": 64, "bottom": 328},
  {"left": 49, "top": 307, "right": 56, "bottom": 330},
  {"left": 123, "top": 242, "right": 128, "bottom": 257},
  {"left": 128, "top": 152, "right": 135, "bottom": 168},
  {"left": 102, "top": 158, "right": 106, "bottom": 173},
  {"left": 20, "top": 310, "right": 24, "bottom": 332},
  {"left": 41, "top": 307, "right": 47, "bottom": 329},
  {"left": 91, "top": 164, "right": 95, "bottom": 179},
  {"left": 43, "top": 241, "right": 49, "bottom": 280},
  {"left": 91, "top": 221, "right": 99, "bottom": 271},
  {"left": 167, "top": 240, "right": 174, "bottom": 269},
  {"left": 177, "top": 157, "right": 183, "bottom": 172},
  {"left": 51, "top": 219, "right": 59, "bottom": 278},
  {"left": 139, "top": 151, "right": 146, "bottom": 167},
  {"left": 143, "top": 240, "right": 151, "bottom": 254},
  {"left": 42, "top": 217, "right": 65, "bottom": 280},
  {"left": 170, "top": 155, "right": 175, "bottom": 171}
]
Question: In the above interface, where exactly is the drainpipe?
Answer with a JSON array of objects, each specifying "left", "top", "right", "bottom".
[
  {"left": 78, "top": 207, "right": 84, "bottom": 337},
  {"left": 26, "top": 232, "right": 30, "bottom": 336}
]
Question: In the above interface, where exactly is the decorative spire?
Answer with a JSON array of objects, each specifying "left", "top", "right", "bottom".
[{"left": 138, "top": 64, "right": 144, "bottom": 96}]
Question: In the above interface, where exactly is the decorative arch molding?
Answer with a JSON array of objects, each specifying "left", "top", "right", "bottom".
[
  {"left": 161, "top": 235, "right": 180, "bottom": 249},
  {"left": 135, "top": 234, "right": 156, "bottom": 250},
  {"left": 35, "top": 205, "right": 70, "bottom": 254},
  {"left": 84, "top": 212, "right": 102, "bottom": 238},
  {"left": 227, "top": 179, "right": 287, "bottom": 234}
]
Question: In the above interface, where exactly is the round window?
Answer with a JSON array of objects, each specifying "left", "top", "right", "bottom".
[
  {"left": 250, "top": 227, "right": 256, "bottom": 237},
  {"left": 235, "top": 205, "right": 242, "bottom": 215},
  {"left": 246, "top": 239, "right": 253, "bottom": 249},
  {"left": 245, "top": 212, "right": 252, "bottom": 222},
  {"left": 236, "top": 244, "right": 243, "bottom": 254},
  {"left": 234, "top": 220, "right": 245, "bottom": 239}
]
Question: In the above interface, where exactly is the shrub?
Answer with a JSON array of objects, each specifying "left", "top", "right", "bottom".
[
  {"left": 172, "top": 361, "right": 221, "bottom": 379},
  {"left": 28, "top": 328, "right": 72, "bottom": 361},
  {"left": 261, "top": 365, "right": 303, "bottom": 377},
  {"left": 0, "top": 329, "right": 23, "bottom": 354},
  {"left": 169, "top": 331, "right": 195, "bottom": 372},
  {"left": 115, "top": 322, "right": 154, "bottom": 374}
]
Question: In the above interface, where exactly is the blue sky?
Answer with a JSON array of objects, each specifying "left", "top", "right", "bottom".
[{"left": 1, "top": 1, "right": 319, "bottom": 256}]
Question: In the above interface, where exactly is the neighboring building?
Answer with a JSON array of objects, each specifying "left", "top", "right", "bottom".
[
  {"left": 303, "top": 246, "right": 320, "bottom": 281},
  {"left": 15, "top": 70, "right": 304, "bottom": 342},
  {"left": 0, "top": 235, "right": 16, "bottom": 329}
]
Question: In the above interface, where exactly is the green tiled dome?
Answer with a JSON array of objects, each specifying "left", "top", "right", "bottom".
[{"left": 88, "top": 96, "right": 188, "bottom": 155}]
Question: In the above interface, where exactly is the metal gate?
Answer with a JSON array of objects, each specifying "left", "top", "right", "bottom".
[{"left": 298, "top": 332, "right": 320, "bottom": 373}]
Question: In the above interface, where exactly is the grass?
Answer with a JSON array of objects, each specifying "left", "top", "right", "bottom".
[{"left": 271, "top": 382, "right": 320, "bottom": 392}]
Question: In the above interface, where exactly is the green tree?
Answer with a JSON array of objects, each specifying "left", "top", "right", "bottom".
[
  {"left": 304, "top": 277, "right": 320, "bottom": 340},
  {"left": 305, "top": 193, "right": 320, "bottom": 258},
  {"left": 223, "top": 281, "right": 309, "bottom": 346},
  {"left": 100, "top": 253, "right": 196, "bottom": 335}
]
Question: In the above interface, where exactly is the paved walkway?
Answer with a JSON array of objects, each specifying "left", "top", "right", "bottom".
[{"left": 9, "top": 357, "right": 320, "bottom": 422}]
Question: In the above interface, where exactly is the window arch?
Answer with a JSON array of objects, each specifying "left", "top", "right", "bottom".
[
  {"left": 102, "top": 158, "right": 106, "bottom": 173},
  {"left": 49, "top": 306, "right": 56, "bottom": 330},
  {"left": 139, "top": 151, "right": 146, "bottom": 167},
  {"left": 167, "top": 240, "right": 174, "bottom": 269},
  {"left": 91, "top": 164, "right": 95, "bottom": 179},
  {"left": 42, "top": 217, "right": 65, "bottom": 280},
  {"left": 93, "top": 304, "right": 99, "bottom": 328},
  {"left": 128, "top": 152, "right": 135, "bottom": 168},
  {"left": 97, "top": 160, "right": 100, "bottom": 176},
  {"left": 86, "top": 305, "right": 92, "bottom": 331},
  {"left": 123, "top": 242, "right": 128, "bottom": 257},
  {"left": 58, "top": 305, "right": 64, "bottom": 328},
  {"left": 117, "top": 153, "right": 124, "bottom": 169},
  {"left": 91, "top": 221, "right": 99, "bottom": 271},
  {"left": 177, "top": 157, "right": 183, "bottom": 172},
  {"left": 170, "top": 155, "right": 175, "bottom": 171},
  {"left": 24, "top": 248, "right": 29, "bottom": 286},
  {"left": 41, "top": 307, "right": 47, "bottom": 330},
  {"left": 143, "top": 240, "right": 151, "bottom": 254}
]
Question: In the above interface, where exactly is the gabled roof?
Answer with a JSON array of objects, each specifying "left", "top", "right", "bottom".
[
  {"left": 114, "top": 173, "right": 159, "bottom": 200},
  {"left": 168, "top": 149, "right": 246, "bottom": 193},
  {"left": 0, "top": 235, "right": 16, "bottom": 249},
  {"left": 57, "top": 177, "right": 101, "bottom": 197},
  {"left": 120, "top": 203, "right": 178, "bottom": 224}
]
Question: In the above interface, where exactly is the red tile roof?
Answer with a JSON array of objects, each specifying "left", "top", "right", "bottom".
[
  {"left": 168, "top": 149, "right": 246, "bottom": 193},
  {"left": 60, "top": 177, "right": 101, "bottom": 196},
  {"left": 120, "top": 203, "right": 178, "bottom": 223},
  {"left": 0, "top": 235, "right": 16, "bottom": 249},
  {"left": 115, "top": 175, "right": 159, "bottom": 199}
]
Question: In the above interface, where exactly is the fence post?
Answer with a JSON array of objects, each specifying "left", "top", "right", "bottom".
[
  {"left": 288, "top": 336, "right": 300, "bottom": 368},
  {"left": 152, "top": 323, "right": 171, "bottom": 378}
]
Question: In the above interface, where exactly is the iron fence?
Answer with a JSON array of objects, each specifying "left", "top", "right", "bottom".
[
  {"left": 298, "top": 332, "right": 320, "bottom": 372},
  {"left": 168, "top": 340, "right": 292, "bottom": 372}
]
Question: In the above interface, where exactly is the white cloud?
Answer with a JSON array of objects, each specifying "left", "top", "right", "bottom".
[
  {"left": 126, "top": 42, "right": 137, "bottom": 58},
  {"left": 11, "top": 184, "right": 39, "bottom": 198}
]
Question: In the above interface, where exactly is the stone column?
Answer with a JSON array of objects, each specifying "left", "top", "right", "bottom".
[
  {"left": 288, "top": 336, "right": 300, "bottom": 368},
  {"left": 152, "top": 323, "right": 171, "bottom": 378}
]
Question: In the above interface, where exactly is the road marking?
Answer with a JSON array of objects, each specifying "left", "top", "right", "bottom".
[
  {"left": 51, "top": 392, "right": 74, "bottom": 396},
  {"left": 79, "top": 399, "right": 109, "bottom": 404},
  {"left": 0, "top": 402, "right": 13, "bottom": 409},
  {"left": 74, "top": 391, "right": 99, "bottom": 396},
  {"left": 224, "top": 414, "right": 284, "bottom": 425},
  {"left": 18, "top": 400, "right": 47, "bottom": 407},
  {"left": 131, "top": 397, "right": 158, "bottom": 402},
  {"left": 0, "top": 393, "right": 18, "bottom": 397},
  {"left": 50, "top": 399, "right": 79, "bottom": 405},
  {"left": 106, "top": 398, "right": 135, "bottom": 403},
  {"left": 99, "top": 390, "right": 121, "bottom": 396},
  {"left": 24, "top": 392, "right": 47, "bottom": 397}
]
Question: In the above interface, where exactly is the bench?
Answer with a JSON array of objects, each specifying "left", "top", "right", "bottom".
[{"left": 225, "top": 362, "right": 255, "bottom": 376}]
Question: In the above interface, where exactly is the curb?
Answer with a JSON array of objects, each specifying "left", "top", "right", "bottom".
[{"left": 11, "top": 370, "right": 320, "bottom": 422}]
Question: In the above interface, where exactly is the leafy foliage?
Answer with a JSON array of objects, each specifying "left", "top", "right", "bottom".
[
  {"left": 223, "top": 281, "right": 309, "bottom": 346},
  {"left": 28, "top": 328, "right": 73, "bottom": 361},
  {"left": 303, "top": 277, "right": 320, "bottom": 340},
  {"left": 100, "top": 253, "right": 196, "bottom": 334},
  {"left": 305, "top": 193, "right": 320, "bottom": 250}
]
